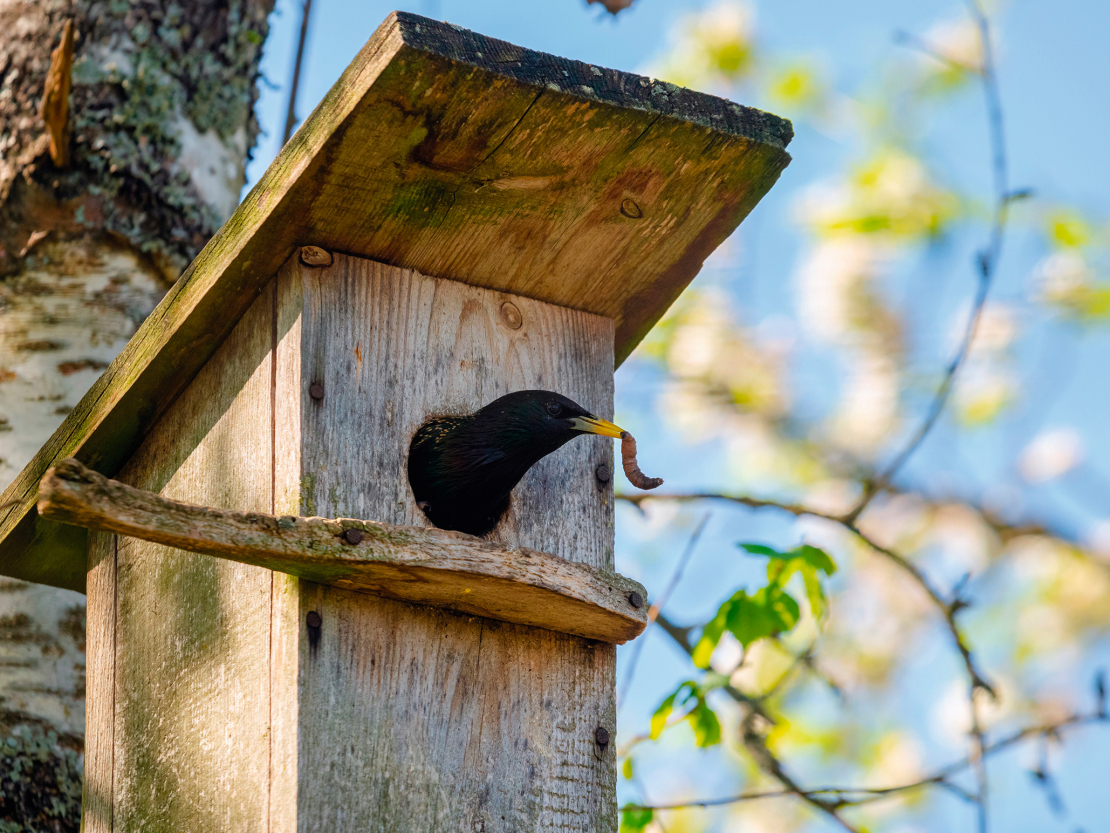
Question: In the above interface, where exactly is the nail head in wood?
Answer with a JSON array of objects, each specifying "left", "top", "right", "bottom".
[
  {"left": 595, "top": 463, "right": 610, "bottom": 485},
  {"left": 594, "top": 726, "right": 610, "bottom": 747},
  {"left": 306, "top": 610, "right": 322, "bottom": 629},
  {"left": 499, "top": 301, "right": 523, "bottom": 330},
  {"left": 309, "top": 382, "right": 325, "bottom": 400},
  {"left": 628, "top": 591, "right": 643, "bottom": 609},
  {"left": 300, "top": 245, "right": 333, "bottom": 267},
  {"left": 619, "top": 198, "right": 643, "bottom": 219},
  {"left": 343, "top": 528, "right": 364, "bottom": 545}
]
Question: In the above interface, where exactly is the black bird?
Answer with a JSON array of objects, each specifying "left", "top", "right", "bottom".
[{"left": 407, "top": 390, "right": 624, "bottom": 537}]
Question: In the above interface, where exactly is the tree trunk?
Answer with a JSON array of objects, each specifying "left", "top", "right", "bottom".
[{"left": 0, "top": 1, "right": 273, "bottom": 827}]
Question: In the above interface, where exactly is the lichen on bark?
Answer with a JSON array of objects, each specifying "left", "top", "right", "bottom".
[
  {"left": 0, "top": 726, "right": 82, "bottom": 833},
  {"left": 1, "top": 0, "right": 273, "bottom": 279}
]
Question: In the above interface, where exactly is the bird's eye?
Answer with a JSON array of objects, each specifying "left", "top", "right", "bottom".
[{"left": 546, "top": 401, "right": 562, "bottom": 417}]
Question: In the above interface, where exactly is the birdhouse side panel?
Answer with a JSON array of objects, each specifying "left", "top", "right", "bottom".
[
  {"left": 82, "top": 528, "right": 115, "bottom": 833},
  {"left": 271, "top": 253, "right": 618, "bottom": 833},
  {"left": 99, "top": 283, "right": 277, "bottom": 833}
]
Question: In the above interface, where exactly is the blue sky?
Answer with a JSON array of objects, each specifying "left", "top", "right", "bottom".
[{"left": 245, "top": 2, "right": 1110, "bottom": 830}]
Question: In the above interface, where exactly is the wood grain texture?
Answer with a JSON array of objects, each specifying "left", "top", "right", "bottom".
[
  {"left": 82, "top": 529, "right": 115, "bottom": 833},
  {"left": 0, "top": 10, "right": 790, "bottom": 590},
  {"left": 279, "top": 253, "right": 620, "bottom": 832},
  {"left": 37, "top": 458, "right": 648, "bottom": 643},
  {"left": 108, "top": 285, "right": 276, "bottom": 833}
]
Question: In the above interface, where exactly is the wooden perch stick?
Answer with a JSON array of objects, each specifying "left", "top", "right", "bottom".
[{"left": 38, "top": 458, "right": 648, "bottom": 644}]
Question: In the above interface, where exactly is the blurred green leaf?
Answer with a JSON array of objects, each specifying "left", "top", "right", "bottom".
[
  {"left": 650, "top": 688, "right": 683, "bottom": 740},
  {"left": 739, "top": 543, "right": 781, "bottom": 557},
  {"left": 689, "top": 701, "right": 722, "bottom": 747},
  {"left": 740, "top": 543, "right": 837, "bottom": 621},
  {"left": 769, "top": 62, "right": 825, "bottom": 111},
  {"left": 649, "top": 680, "right": 723, "bottom": 747},
  {"left": 622, "top": 757, "right": 634, "bottom": 780},
  {"left": 620, "top": 807, "right": 654, "bottom": 833},
  {"left": 1048, "top": 211, "right": 1092, "bottom": 248}
]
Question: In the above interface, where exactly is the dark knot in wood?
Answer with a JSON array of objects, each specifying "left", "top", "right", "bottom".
[
  {"left": 499, "top": 301, "right": 523, "bottom": 330},
  {"left": 619, "top": 198, "right": 643, "bottom": 219}
]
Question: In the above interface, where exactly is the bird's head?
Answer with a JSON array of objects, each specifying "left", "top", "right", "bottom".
[
  {"left": 476, "top": 390, "right": 624, "bottom": 453},
  {"left": 408, "top": 389, "right": 625, "bottom": 536}
]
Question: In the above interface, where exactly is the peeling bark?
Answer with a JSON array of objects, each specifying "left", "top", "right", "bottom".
[{"left": 0, "top": 0, "right": 275, "bottom": 827}]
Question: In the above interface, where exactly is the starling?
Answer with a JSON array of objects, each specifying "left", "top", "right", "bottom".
[{"left": 407, "top": 390, "right": 624, "bottom": 536}]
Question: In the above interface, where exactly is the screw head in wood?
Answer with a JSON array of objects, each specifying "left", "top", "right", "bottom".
[
  {"left": 628, "top": 591, "right": 643, "bottom": 609},
  {"left": 500, "top": 301, "right": 523, "bottom": 330},
  {"left": 619, "top": 198, "right": 643, "bottom": 219},
  {"left": 594, "top": 726, "right": 610, "bottom": 747},
  {"left": 306, "top": 610, "right": 322, "bottom": 629},
  {"left": 309, "top": 381, "right": 325, "bottom": 400},
  {"left": 300, "top": 245, "right": 333, "bottom": 267},
  {"left": 343, "top": 528, "right": 364, "bottom": 545},
  {"left": 595, "top": 463, "right": 611, "bottom": 484}
]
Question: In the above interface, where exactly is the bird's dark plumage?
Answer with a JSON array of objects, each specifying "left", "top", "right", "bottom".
[{"left": 407, "top": 390, "right": 623, "bottom": 537}]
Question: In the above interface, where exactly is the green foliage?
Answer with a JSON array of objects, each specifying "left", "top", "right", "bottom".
[
  {"left": 625, "top": 4, "right": 1110, "bottom": 831},
  {"left": 619, "top": 806, "right": 655, "bottom": 833},
  {"left": 691, "top": 544, "right": 836, "bottom": 667},
  {"left": 650, "top": 677, "right": 726, "bottom": 747},
  {"left": 1047, "top": 211, "right": 1093, "bottom": 249},
  {"left": 768, "top": 62, "right": 825, "bottom": 112}
]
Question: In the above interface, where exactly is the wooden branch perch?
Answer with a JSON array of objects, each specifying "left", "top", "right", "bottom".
[{"left": 38, "top": 459, "right": 648, "bottom": 643}]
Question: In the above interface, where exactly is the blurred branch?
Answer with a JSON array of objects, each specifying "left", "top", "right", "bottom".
[
  {"left": 620, "top": 492, "right": 995, "bottom": 696},
  {"left": 847, "top": 2, "right": 1014, "bottom": 525},
  {"left": 652, "top": 612, "right": 863, "bottom": 833},
  {"left": 758, "top": 639, "right": 844, "bottom": 702},
  {"left": 282, "top": 0, "right": 314, "bottom": 145},
  {"left": 622, "top": 705, "right": 1109, "bottom": 814},
  {"left": 618, "top": 512, "right": 711, "bottom": 709},
  {"left": 893, "top": 29, "right": 980, "bottom": 74}
]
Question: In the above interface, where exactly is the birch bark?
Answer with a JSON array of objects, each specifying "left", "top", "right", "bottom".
[{"left": 0, "top": 1, "right": 273, "bottom": 825}]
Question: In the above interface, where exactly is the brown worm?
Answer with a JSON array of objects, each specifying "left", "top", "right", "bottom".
[{"left": 620, "top": 431, "right": 663, "bottom": 490}]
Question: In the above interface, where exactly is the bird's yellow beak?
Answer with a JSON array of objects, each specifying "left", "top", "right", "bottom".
[{"left": 570, "top": 415, "right": 625, "bottom": 439}]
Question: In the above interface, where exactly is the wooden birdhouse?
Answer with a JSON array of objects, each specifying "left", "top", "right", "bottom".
[{"left": 0, "top": 13, "right": 791, "bottom": 833}]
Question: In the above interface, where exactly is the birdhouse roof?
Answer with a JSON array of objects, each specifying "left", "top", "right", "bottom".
[{"left": 0, "top": 11, "right": 791, "bottom": 590}]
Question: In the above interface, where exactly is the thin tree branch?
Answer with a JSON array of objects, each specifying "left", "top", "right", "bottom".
[
  {"left": 618, "top": 512, "right": 711, "bottom": 709},
  {"left": 651, "top": 612, "right": 862, "bottom": 832},
  {"left": 622, "top": 709, "right": 1108, "bottom": 814},
  {"left": 282, "top": 0, "right": 314, "bottom": 145},
  {"left": 893, "top": 29, "right": 982, "bottom": 74},
  {"left": 846, "top": 2, "right": 1013, "bottom": 525},
  {"left": 620, "top": 491, "right": 995, "bottom": 696}
]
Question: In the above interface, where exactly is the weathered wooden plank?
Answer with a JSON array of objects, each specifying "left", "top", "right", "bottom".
[
  {"left": 82, "top": 529, "right": 115, "bottom": 833},
  {"left": 109, "top": 285, "right": 275, "bottom": 833},
  {"left": 0, "top": 11, "right": 790, "bottom": 590},
  {"left": 279, "top": 254, "right": 620, "bottom": 832},
  {"left": 37, "top": 458, "right": 648, "bottom": 644}
]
